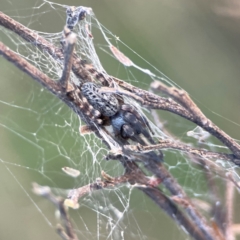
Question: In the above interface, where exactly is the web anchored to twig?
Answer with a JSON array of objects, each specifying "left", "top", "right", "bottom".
[{"left": 0, "top": 3, "right": 240, "bottom": 240}]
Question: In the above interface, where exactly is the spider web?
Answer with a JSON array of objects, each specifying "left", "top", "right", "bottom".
[{"left": 0, "top": 1, "right": 240, "bottom": 240}]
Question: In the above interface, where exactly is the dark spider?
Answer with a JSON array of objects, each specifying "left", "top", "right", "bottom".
[
  {"left": 80, "top": 82, "right": 155, "bottom": 144},
  {"left": 64, "top": 7, "right": 155, "bottom": 145}
]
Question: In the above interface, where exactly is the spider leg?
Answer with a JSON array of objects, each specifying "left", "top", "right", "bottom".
[
  {"left": 122, "top": 111, "right": 155, "bottom": 145},
  {"left": 122, "top": 112, "right": 163, "bottom": 160},
  {"left": 121, "top": 104, "right": 154, "bottom": 135},
  {"left": 59, "top": 27, "right": 76, "bottom": 91},
  {"left": 121, "top": 124, "right": 134, "bottom": 138},
  {"left": 111, "top": 112, "right": 145, "bottom": 144}
]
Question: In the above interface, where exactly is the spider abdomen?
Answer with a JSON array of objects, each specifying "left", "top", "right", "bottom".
[{"left": 81, "top": 82, "right": 119, "bottom": 117}]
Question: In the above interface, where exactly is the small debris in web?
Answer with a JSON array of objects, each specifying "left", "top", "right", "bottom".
[{"left": 62, "top": 167, "right": 80, "bottom": 177}]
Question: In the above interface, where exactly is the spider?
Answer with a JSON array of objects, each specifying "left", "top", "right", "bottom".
[
  {"left": 80, "top": 82, "right": 155, "bottom": 145},
  {"left": 63, "top": 7, "right": 155, "bottom": 145}
]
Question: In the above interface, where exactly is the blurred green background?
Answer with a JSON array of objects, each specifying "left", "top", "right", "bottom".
[{"left": 1, "top": 0, "right": 240, "bottom": 240}]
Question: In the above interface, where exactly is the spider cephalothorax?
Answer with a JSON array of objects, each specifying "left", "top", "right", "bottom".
[{"left": 80, "top": 82, "right": 154, "bottom": 144}]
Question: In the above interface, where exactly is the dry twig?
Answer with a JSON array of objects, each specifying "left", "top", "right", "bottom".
[{"left": 32, "top": 183, "right": 78, "bottom": 240}]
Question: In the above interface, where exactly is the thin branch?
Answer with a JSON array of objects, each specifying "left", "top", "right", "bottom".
[
  {"left": 151, "top": 80, "right": 240, "bottom": 158},
  {"left": 32, "top": 183, "right": 78, "bottom": 240},
  {"left": 67, "top": 171, "right": 127, "bottom": 206},
  {"left": 199, "top": 158, "right": 224, "bottom": 233},
  {"left": 99, "top": 85, "right": 195, "bottom": 122},
  {"left": 0, "top": 11, "right": 93, "bottom": 83},
  {"left": 0, "top": 41, "right": 62, "bottom": 96},
  {"left": 59, "top": 27, "right": 76, "bottom": 90},
  {"left": 123, "top": 160, "right": 216, "bottom": 240},
  {"left": 121, "top": 141, "right": 240, "bottom": 190},
  {"left": 0, "top": 12, "right": 195, "bottom": 121},
  {"left": 123, "top": 139, "right": 240, "bottom": 165},
  {"left": 68, "top": 161, "right": 212, "bottom": 240},
  {"left": 225, "top": 180, "right": 235, "bottom": 240},
  {"left": 140, "top": 187, "right": 208, "bottom": 240},
  {"left": 151, "top": 81, "right": 207, "bottom": 122},
  {"left": 107, "top": 151, "right": 216, "bottom": 240}
]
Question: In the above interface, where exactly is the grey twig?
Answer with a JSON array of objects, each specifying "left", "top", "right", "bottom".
[
  {"left": 151, "top": 80, "right": 240, "bottom": 159},
  {"left": 107, "top": 151, "right": 216, "bottom": 240},
  {"left": 69, "top": 161, "right": 212, "bottom": 240},
  {"left": 59, "top": 27, "right": 76, "bottom": 90},
  {"left": 124, "top": 140, "right": 240, "bottom": 165},
  {"left": 0, "top": 11, "right": 196, "bottom": 120},
  {"left": 32, "top": 183, "right": 79, "bottom": 240}
]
